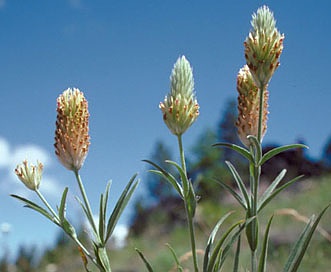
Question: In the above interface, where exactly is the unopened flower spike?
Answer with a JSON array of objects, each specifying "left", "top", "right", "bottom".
[
  {"left": 15, "top": 160, "right": 43, "bottom": 191},
  {"left": 54, "top": 88, "right": 90, "bottom": 171},
  {"left": 159, "top": 56, "right": 199, "bottom": 136},
  {"left": 244, "top": 5, "right": 284, "bottom": 88},
  {"left": 236, "top": 65, "right": 269, "bottom": 147}
]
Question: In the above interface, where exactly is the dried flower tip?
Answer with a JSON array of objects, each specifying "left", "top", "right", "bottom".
[
  {"left": 54, "top": 88, "right": 90, "bottom": 171},
  {"left": 244, "top": 5, "right": 284, "bottom": 88},
  {"left": 236, "top": 65, "right": 269, "bottom": 147},
  {"left": 159, "top": 56, "right": 199, "bottom": 136},
  {"left": 15, "top": 160, "right": 43, "bottom": 191}
]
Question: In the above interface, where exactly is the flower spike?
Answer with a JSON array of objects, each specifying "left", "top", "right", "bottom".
[
  {"left": 236, "top": 65, "right": 269, "bottom": 147},
  {"left": 159, "top": 56, "right": 199, "bottom": 136},
  {"left": 244, "top": 5, "right": 284, "bottom": 88},
  {"left": 54, "top": 88, "right": 90, "bottom": 171}
]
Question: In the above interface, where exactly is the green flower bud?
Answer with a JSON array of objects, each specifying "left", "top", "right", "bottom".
[
  {"left": 244, "top": 5, "right": 284, "bottom": 88},
  {"left": 159, "top": 56, "right": 199, "bottom": 136}
]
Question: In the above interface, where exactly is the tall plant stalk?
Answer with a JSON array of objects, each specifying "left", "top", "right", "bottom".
[{"left": 178, "top": 135, "right": 199, "bottom": 272}]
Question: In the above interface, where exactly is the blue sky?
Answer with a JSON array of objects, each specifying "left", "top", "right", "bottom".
[{"left": 0, "top": 0, "right": 331, "bottom": 258}]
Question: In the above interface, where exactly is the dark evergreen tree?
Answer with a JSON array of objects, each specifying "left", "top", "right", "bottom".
[
  {"left": 189, "top": 129, "right": 229, "bottom": 201},
  {"left": 15, "top": 245, "right": 36, "bottom": 272},
  {"left": 129, "top": 140, "right": 182, "bottom": 235},
  {"left": 322, "top": 136, "right": 331, "bottom": 170},
  {"left": 216, "top": 98, "right": 248, "bottom": 183},
  {"left": 217, "top": 98, "right": 241, "bottom": 161}
]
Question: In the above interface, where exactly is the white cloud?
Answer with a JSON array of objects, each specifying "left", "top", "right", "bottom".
[
  {"left": 0, "top": 136, "right": 62, "bottom": 199},
  {"left": 0, "top": 137, "right": 10, "bottom": 167},
  {"left": 112, "top": 224, "right": 129, "bottom": 248},
  {"left": 0, "top": 137, "right": 51, "bottom": 171},
  {"left": 39, "top": 175, "right": 63, "bottom": 199}
]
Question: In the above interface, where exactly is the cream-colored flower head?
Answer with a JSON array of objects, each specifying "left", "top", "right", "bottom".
[
  {"left": 15, "top": 160, "right": 43, "bottom": 191},
  {"left": 244, "top": 5, "right": 284, "bottom": 88},
  {"left": 54, "top": 88, "right": 90, "bottom": 171},
  {"left": 159, "top": 56, "right": 199, "bottom": 136},
  {"left": 236, "top": 65, "right": 269, "bottom": 147}
]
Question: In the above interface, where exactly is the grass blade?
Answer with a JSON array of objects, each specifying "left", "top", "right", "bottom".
[
  {"left": 135, "top": 248, "right": 154, "bottom": 272},
  {"left": 283, "top": 203, "right": 330, "bottom": 272},
  {"left": 166, "top": 243, "right": 183, "bottom": 272}
]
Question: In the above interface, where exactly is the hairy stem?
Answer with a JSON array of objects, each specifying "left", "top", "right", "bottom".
[{"left": 177, "top": 135, "right": 199, "bottom": 272}]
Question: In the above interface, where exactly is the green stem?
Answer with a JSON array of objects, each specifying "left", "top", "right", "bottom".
[
  {"left": 251, "top": 250, "right": 257, "bottom": 272},
  {"left": 177, "top": 135, "right": 199, "bottom": 272},
  {"left": 74, "top": 170, "right": 99, "bottom": 242},
  {"left": 36, "top": 188, "right": 99, "bottom": 269},
  {"left": 35, "top": 189, "right": 60, "bottom": 224},
  {"left": 177, "top": 135, "right": 187, "bottom": 174},
  {"left": 74, "top": 170, "right": 112, "bottom": 272},
  {"left": 249, "top": 81, "right": 266, "bottom": 272}
]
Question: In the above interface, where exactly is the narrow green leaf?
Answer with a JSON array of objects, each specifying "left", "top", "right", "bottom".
[
  {"left": 106, "top": 174, "right": 139, "bottom": 241},
  {"left": 213, "top": 142, "right": 254, "bottom": 163},
  {"left": 165, "top": 160, "right": 189, "bottom": 197},
  {"left": 186, "top": 179, "right": 197, "bottom": 217},
  {"left": 258, "top": 169, "right": 286, "bottom": 211},
  {"left": 233, "top": 234, "right": 241, "bottom": 272},
  {"left": 207, "top": 220, "right": 244, "bottom": 272},
  {"left": 143, "top": 159, "right": 183, "bottom": 198},
  {"left": 219, "top": 220, "right": 252, "bottom": 269},
  {"left": 135, "top": 248, "right": 154, "bottom": 272},
  {"left": 258, "top": 175, "right": 303, "bottom": 213},
  {"left": 99, "top": 194, "right": 105, "bottom": 243},
  {"left": 97, "top": 247, "right": 111, "bottom": 272},
  {"left": 61, "top": 217, "right": 77, "bottom": 238},
  {"left": 283, "top": 203, "right": 330, "bottom": 272},
  {"left": 11, "top": 194, "right": 57, "bottom": 225},
  {"left": 261, "top": 144, "right": 308, "bottom": 165},
  {"left": 59, "top": 187, "right": 69, "bottom": 222},
  {"left": 258, "top": 215, "right": 274, "bottom": 272},
  {"left": 213, "top": 178, "right": 246, "bottom": 209},
  {"left": 225, "top": 161, "right": 251, "bottom": 210},
  {"left": 165, "top": 243, "right": 184, "bottom": 272},
  {"left": 75, "top": 196, "right": 98, "bottom": 238},
  {"left": 203, "top": 211, "right": 234, "bottom": 272},
  {"left": 102, "top": 181, "right": 111, "bottom": 217}
]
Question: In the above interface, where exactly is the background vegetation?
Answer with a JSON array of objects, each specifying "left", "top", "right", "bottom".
[{"left": 1, "top": 99, "right": 330, "bottom": 271}]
